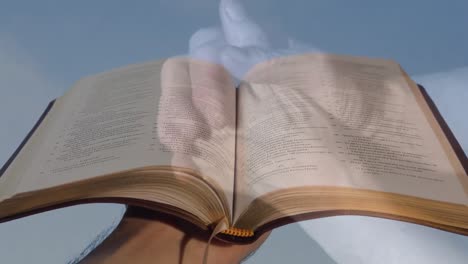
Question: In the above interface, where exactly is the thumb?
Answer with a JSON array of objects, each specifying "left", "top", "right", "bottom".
[
  {"left": 188, "top": 26, "right": 227, "bottom": 65},
  {"left": 219, "top": 0, "right": 270, "bottom": 48}
]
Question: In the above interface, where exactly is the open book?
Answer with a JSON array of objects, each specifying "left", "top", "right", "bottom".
[{"left": 1, "top": 53, "right": 467, "bottom": 243}]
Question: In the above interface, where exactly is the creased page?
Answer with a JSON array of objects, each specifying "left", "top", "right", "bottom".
[
  {"left": 6, "top": 58, "right": 236, "bottom": 211},
  {"left": 234, "top": 53, "right": 467, "bottom": 219},
  {"left": 158, "top": 58, "right": 237, "bottom": 210},
  {"left": 5, "top": 60, "right": 170, "bottom": 195}
]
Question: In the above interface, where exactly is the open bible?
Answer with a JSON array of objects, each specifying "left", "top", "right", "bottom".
[{"left": 1, "top": 53, "right": 467, "bottom": 243}]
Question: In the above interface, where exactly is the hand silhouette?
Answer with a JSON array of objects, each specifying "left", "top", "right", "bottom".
[
  {"left": 82, "top": 1, "right": 281, "bottom": 263},
  {"left": 189, "top": 0, "right": 316, "bottom": 80},
  {"left": 188, "top": 1, "right": 468, "bottom": 264},
  {"left": 82, "top": 0, "right": 468, "bottom": 263}
]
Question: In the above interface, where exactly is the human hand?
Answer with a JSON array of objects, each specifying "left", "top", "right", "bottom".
[
  {"left": 81, "top": 207, "right": 269, "bottom": 264},
  {"left": 189, "top": 0, "right": 316, "bottom": 80},
  {"left": 84, "top": 1, "right": 289, "bottom": 263},
  {"left": 190, "top": 2, "right": 468, "bottom": 264}
]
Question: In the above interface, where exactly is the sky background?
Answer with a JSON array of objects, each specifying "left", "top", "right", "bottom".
[
  {"left": 0, "top": 0, "right": 467, "bottom": 263},
  {"left": 1, "top": 0, "right": 467, "bottom": 88}
]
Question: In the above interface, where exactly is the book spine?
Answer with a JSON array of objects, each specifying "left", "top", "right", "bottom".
[{"left": 0, "top": 100, "right": 56, "bottom": 178}]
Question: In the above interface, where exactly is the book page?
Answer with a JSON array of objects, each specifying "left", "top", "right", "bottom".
[
  {"left": 1, "top": 58, "right": 236, "bottom": 210},
  {"left": 234, "top": 53, "right": 468, "bottom": 219}
]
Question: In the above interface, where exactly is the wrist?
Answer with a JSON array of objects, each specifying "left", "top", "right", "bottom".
[{"left": 82, "top": 216, "right": 245, "bottom": 264}]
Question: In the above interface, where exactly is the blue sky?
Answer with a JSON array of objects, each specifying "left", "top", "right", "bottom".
[
  {"left": 1, "top": 0, "right": 467, "bottom": 89},
  {"left": 0, "top": 1, "right": 467, "bottom": 263}
]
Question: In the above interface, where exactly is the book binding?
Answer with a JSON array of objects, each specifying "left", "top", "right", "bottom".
[
  {"left": 0, "top": 84, "right": 467, "bottom": 244},
  {"left": 417, "top": 85, "right": 468, "bottom": 174},
  {"left": 0, "top": 100, "right": 56, "bottom": 178}
]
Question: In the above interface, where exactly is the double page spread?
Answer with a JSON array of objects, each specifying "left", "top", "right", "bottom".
[{"left": 0, "top": 53, "right": 467, "bottom": 243}]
